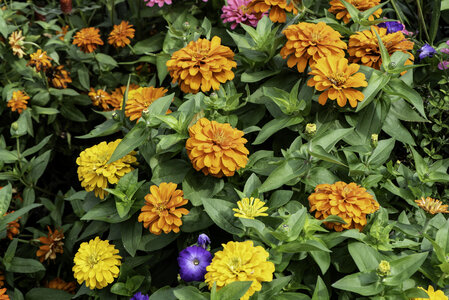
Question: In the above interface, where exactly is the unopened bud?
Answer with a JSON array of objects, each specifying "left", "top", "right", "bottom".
[
  {"left": 183, "top": 22, "right": 190, "bottom": 31},
  {"left": 210, "top": 92, "right": 218, "bottom": 100},
  {"left": 141, "top": 109, "right": 150, "bottom": 120},
  {"left": 371, "top": 134, "right": 378, "bottom": 147},
  {"left": 377, "top": 260, "right": 391, "bottom": 277},
  {"left": 388, "top": 62, "right": 397, "bottom": 69},
  {"left": 112, "top": 111, "right": 120, "bottom": 121},
  {"left": 305, "top": 123, "right": 316, "bottom": 136},
  {"left": 60, "top": 0, "right": 72, "bottom": 14},
  {"left": 11, "top": 122, "right": 19, "bottom": 131}
]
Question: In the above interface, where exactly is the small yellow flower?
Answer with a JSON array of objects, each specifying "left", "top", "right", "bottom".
[
  {"left": 305, "top": 123, "right": 317, "bottom": 135},
  {"left": 27, "top": 49, "right": 52, "bottom": 72},
  {"left": 72, "top": 237, "right": 121, "bottom": 290},
  {"left": 233, "top": 197, "right": 268, "bottom": 219},
  {"left": 9, "top": 30, "right": 25, "bottom": 58},
  {"left": 377, "top": 260, "right": 390, "bottom": 277},
  {"left": 415, "top": 197, "right": 449, "bottom": 214},
  {"left": 412, "top": 285, "right": 448, "bottom": 300}
]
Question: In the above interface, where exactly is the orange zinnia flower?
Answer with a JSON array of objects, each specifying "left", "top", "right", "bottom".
[
  {"left": 72, "top": 27, "right": 104, "bottom": 53},
  {"left": 88, "top": 88, "right": 112, "bottom": 111},
  {"left": 108, "top": 21, "right": 135, "bottom": 48},
  {"left": 307, "top": 56, "right": 368, "bottom": 108},
  {"left": 4, "top": 211, "right": 20, "bottom": 240},
  {"left": 348, "top": 26, "right": 414, "bottom": 70},
  {"left": 7, "top": 91, "right": 29, "bottom": 114},
  {"left": 329, "top": 0, "right": 382, "bottom": 24},
  {"left": 36, "top": 226, "right": 64, "bottom": 262},
  {"left": 27, "top": 49, "right": 53, "bottom": 72},
  {"left": 45, "top": 278, "right": 76, "bottom": 294},
  {"left": 166, "top": 36, "right": 237, "bottom": 94},
  {"left": 138, "top": 182, "right": 189, "bottom": 235},
  {"left": 0, "top": 288, "right": 9, "bottom": 300},
  {"left": 280, "top": 22, "right": 347, "bottom": 73},
  {"left": 308, "top": 181, "right": 380, "bottom": 231},
  {"left": 125, "top": 86, "right": 170, "bottom": 121},
  {"left": 8, "top": 30, "right": 25, "bottom": 58},
  {"left": 109, "top": 84, "right": 139, "bottom": 110},
  {"left": 56, "top": 25, "right": 69, "bottom": 41},
  {"left": 415, "top": 197, "right": 449, "bottom": 214},
  {"left": 247, "top": 0, "right": 298, "bottom": 23},
  {"left": 47, "top": 65, "right": 72, "bottom": 89},
  {"left": 186, "top": 118, "right": 249, "bottom": 177}
]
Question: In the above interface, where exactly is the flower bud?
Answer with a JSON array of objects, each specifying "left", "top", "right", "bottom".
[
  {"left": 210, "top": 92, "right": 218, "bottom": 101},
  {"left": 371, "top": 134, "right": 378, "bottom": 147},
  {"left": 60, "top": 0, "right": 72, "bottom": 14},
  {"left": 305, "top": 123, "right": 317, "bottom": 136},
  {"left": 141, "top": 109, "right": 150, "bottom": 121},
  {"left": 197, "top": 234, "right": 211, "bottom": 249},
  {"left": 183, "top": 22, "right": 191, "bottom": 31},
  {"left": 377, "top": 260, "right": 391, "bottom": 277},
  {"left": 11, "top": 122, "right": 19, "bottom": 131},
  {"left": 112, "top": 111, "right": 120, "bottom": 121}
]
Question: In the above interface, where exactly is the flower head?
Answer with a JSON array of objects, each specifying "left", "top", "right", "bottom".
[
  {"left": 307, "top": 56, "right": 368, "bottom": 108},
  {"left": 308, "top": 181, "right": 380, "bottom": 231},
  {"left": 247, "top": 0, "right": 298, "bottom": 23},
  {"left": 412, "top": 286, "right": 448, "bottom": 300},
  {"left": 205, "top": 240, "right": 275, "bottom": 300},
  {"left": 415, "top": 197, "right": 449, "bottom": 214},
  {"left": 419, "top": 44, "right": 436, "bottom": 60},
  {"left": 47, "top": 65, "right": 72, "bottom": 89},
  {"left": 144, "top": 0, "right": 172, "bottom": 7},
  {"left": 221, "top": 0, "right": 265, "bottom": 29},
  {"left": 378, "top": 21, "right": 404, "bottom": 34},
  {"left": 9, "top": 30, "right": 25, "bottom": 58},
  {"left": 109, "top": 84, "right": 139, "bottom": 110},
  {"left": 27, "top": 49, "right": 52, "bottom": 72},
  {"left": 348, "top": 26, "right": 414, "bottom": 70},
  {"left": 4, "top": 211, "right": 20, "bottom": 240},
  {"left": 197, "top": 233, "right": 211, "bottom": 249},
  {"left": 56, "top": 25, "right": 69, "bottom": 41},
  {"left": 125, "top": 86, "right": 169, "bottom": 121},
  {"left": 305, "top": 123, "right": 317, "bottom": 135},
  {"left": 329, "top": 0, "right": 382, "bottom": 24},
  {"left": 45, "top": 278, "right": 76, "bottom": 294},
  {"left": 439, "top": 61, "right": 449, "bottom": 70},
  {"left": 166, "top": 36, "right": 236, "bottom": 94},
  {"left": 36, "top": 226, "right": 64, "bottom": 262},
  {"left": 73, "top": 27, "right": 104, "bottom": 53},
  {"left": 89, "top": 88, "right": 112, "bottom": 111},
  {"left": 73, "top": 237, "right": 121, "bottom": 289},
  {"left": 0, "top": 288, "right": 9, "bottom": 300},
  {"left": 138, "top": 182, "right": 189, "bottom": 235},
  {"left": 233, "top": 197, "right": 268, "bottom": 219},
  {"left": 178, "top": 245, "right": 212, "bottom": 282},
  {"left": 186, "top": 118, "right": 249, "bottom": 177},
  {"left": 108, "top": 21, "right": 135, "bottom": 48},
  {"left": 377, "top": 260, "right": 391, "bottom": 277},
  {"left": 280, "top": 22, "right": 347, "bottom": 73},
  {"left": 7, "top": 91, "right": 30, "bottom": 114},
  {"left": 76, "top": 139, "right": 137, "bottom": 199},
  {"left": 130, "top": 292, "right": 149, "bottom": 300}
]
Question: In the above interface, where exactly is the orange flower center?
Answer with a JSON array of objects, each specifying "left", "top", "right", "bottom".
[
  {"left": 328, "top": 72, "right": 347, "bottom": 87},
  {"left": 88, "top": 253, "right": 99, "bottom": 267},
  {"left": 156, "top": 203, "right": 167, "bottom": 213}
]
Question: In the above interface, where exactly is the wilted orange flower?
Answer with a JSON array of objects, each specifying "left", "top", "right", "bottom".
[
  {"left": 329, "top": 0, "right": 382, "bottom": 24},
  {"left": 138, "top": 182, "right": 189, "bottom": 235},
  {"left": 280, "top": 22, "right": 347, "bottom": 73},
  {"left": 27, "top": 49, "right": 53, "bottom": 72},
  {"left": 308, "top": 181, "right": 380, "bottom": 231},
  {"left": 47, "top": 65, "right": 72, "bottom": 89},
  {"left": 348, "top": 26, "right": 414, "bottom": 70},
  {"left": 45, "top": 278, "right": 76, "bottom": 294},
  {"left": 7, "top": 91, "right": 29, "bottom": 114},
  {"left": 72, "top": 27, "right": 103, "bottom": 53},
  {"left": 4, "top": 211, "right": 20, "bottom": 240},
  {"left": 0, "top": 271, "right": 4, "bottom": 287},
  {"left": 415, "top": 197, "right": 449, "bottom": 214},
  {"left": 108, "top": 84, "right": 139, "bottom": 110},
  {"left": 125, "top": 87, "right": 170, "bottom": 121},
  {"left": 307, "top": 56, "right": 368, "bottom": 108},
  {"left": 166, "top": 36, "right": 236, "bottom": 94},
  {"left": 186, "top": 118, "right": 249, "bottom": 177},
  {"left": 247, "top": 0, "right": 298, "bottom": 23},
  {"left": 0, "top": 288, "right": 9, "bottom": 300},
  {"left": 56, "top": 25, "right": 69, "bottom": 41},
  {"left": 9, "top": 30, "right": 25, "bottom": 58},
  {"left": 36, "top": 226, "right": 64, "bottom": 262},
  {"left": 89, "top": 88, "right": 112, "bottom": 111},
  {"left": 108, "top": 21, "right": 135, "bottom": 48}
]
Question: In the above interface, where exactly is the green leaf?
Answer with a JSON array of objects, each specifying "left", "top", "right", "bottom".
[
  {"left": 110, "top": 282, "right": 131, "bottom": 296},
  {"left": 373, "top": 27, "right": 390, "bottom": 69},
  {"left": 332, "top": 271, "right": 383, "bottom": 296},
  {"left": 133, "top": 33, "right": 164, "bottom": 54},
  {"left": 152, "top": 159, "right": 191, "bottom": 185},
  {"left": 173, "top": 286, "right": 208, "bottom": 300},
  {"left": 60, "top": 104, "right": 87, "bottom": 122},
  {"left": 8, "top": 257, "right": 45, "bottom": 273},
  {"left": 308, "top": 145, "right": 347, "bottom": 167},
  {"left": 382, "top": 114, "right": 416, "bottom": 145},
  {"left": 122, "top": 219, "right": 142, "bottom": 257},
  {"left": 215, "top": 281, "right": 252, "bottom": 300},
  {"left": 241, "top": 70, "right": 281, "bottom": 83},
  {"left": 356, "top": 71, "right": 390, "bottom": 112},
  {"left": 430, "top": 0, "right": 441, "bottom": 43},
  {"left": 258, "top": 158, "right": 308, "bottom": 193},
  {"left": 25, "top": 288, "right": 72, "bottom": 300},
  {"left": 181, "top": 206, "right": 214, "bottom": 232},
  {"left": 33, "top": 106, "right": 59, "bottom": 115},
  {"left": 383, "top": 252, "right": 428, "bottom": 286},
  {"left": 339, "top": 0, "right": 360, "bottom": 23},
  {"left": 258, "top": 276, "right": 292, "bottom": 299},
  {"left": 95, "top": 53, "right": 118, "bottom": 68},
  {"left": 277, "top": 240, "right": 330, "bottom": 253},
  {"left": 253, "top": 116, "right": 303, "bottom": 145},
  {"left": 156, "top": 53, "right": 170, "bottom": 84},
  {"left": 0, "top": 204, "right": 42, "bottom": 230},
  {"left": 22, "top": 135, "right": 52, "bottom": 157},
  {"left": 310, "top": 250, "right": 331, "bottom": 274},
  {"left": 138, "top": 232, "right": 178, "bottom": 252},
  {"left": 410, "top": 147, "right": 429, "bottom": 178},
  {"left": 76, "top": 119, "right": 122, "bottom": 139},
  {"left": 202, "top": 198, "right": 244, "bottom": 235},
  {"left": 312, "top": 276, "right": 329, "bottom": 300},
  {"left": 0, "top": 149, "right": 18, "bottom": 161},
  {"left": 313, "top": 128, "right": 354, "bottom": 152},
  {"left": 29, "top": 150, "right": 51, "bottom": 184},
  {"left": 108, "top": 122, "right": 148, "bottom": 163},
  {"left": 77, "top": 64, "right": 90, "bottom": 90},
  {"left": 348, "top": 242, "right": 381, "bottom": 272},
  {"left": 383, "top": 78, "right": 427, "bottom": 119},
  {"left": 272, "top": 207, "right": 308, "bottom": 242},
  {"left": 368, "top": 138, "right": 395, "bottom": 166},
  {"left": 183, "top": 172, "right": 224, "bottom": 206},
  {"left": 0, "top": 184, "right": 12, "bottom": 216}
]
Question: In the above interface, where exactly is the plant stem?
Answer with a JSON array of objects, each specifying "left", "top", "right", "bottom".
[{"left": 416, "top": 0, "right": 430, "bottom": 42}]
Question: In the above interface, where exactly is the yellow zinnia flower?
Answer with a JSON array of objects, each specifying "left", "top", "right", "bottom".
[
  {"left": 348, "top": 26, "right": 414, "bottom": 70},
  {"left": 329, "top": 0, "right": 382, "bottom": 24},
  {"left": 27, "top": 49, "right": 52, "bottom": 72},
  {"left": 247, "top": 0, "right": 298, "bottom": 23},
  {"left": 186, "top": 118, "right": 249, "bottom": 178},
  {"left": 7, "top": 91, "right": 30, "bottom": 114},
  {"left": 166, "top": 36, "right": 236, "bottom": 94},
  {"left": 308, "top": 181, "right": 380, "bottom": 231},
  {"left": 233, "top": 197, "right": 268, "bottom": 219},
  {"left": 47, "top": 65, "right": 72, "bottom": 89},
  {"left": 125, "top": 86, "right": 170, "bottom": 121},
  {"left": 76, "top": 139, "right": 137, "bottom": 199},
  {"left": 9, "top": 30, "right": 25, "bottom": 58},
  {"left": 413, "top": 286, "right": 448, "bottom": 300},
  {"left": 205, "top": 240, "right": 275, "bottom": 300},
  {"left": 73, "top": 237, "right": 121, "bottom": 290},
  {"left": 307, "top": 56, "right": 368, "bottom": 108},
  {"left": 72, "top": 27, "right": 104, "bottom": 53},
  {"left": 138, "top": 182, "right": 189, "bottom": 235},
  {"left": 280, "top": 22, "right": 347, "bottom": 73},
  {"left": 108, "top": 20, "right": 135, "bottom": 48},
  {"left": 415, "top": 197, "right": 449, "bottom": 214}
]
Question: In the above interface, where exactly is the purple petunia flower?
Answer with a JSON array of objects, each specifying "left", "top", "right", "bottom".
[
  {"left": 221, "top": 0, "right": 265, "bottom": 29},
  {"left": 197, "top": 234, "right": 211, "bottom": 249},
  {"left": 419, "top": 44, "right": 436, "bottom": 60},
  {"left": 439, "top": 61, "right": 449, "bottom": 70},
  {"left": 130, "top": 292, "right": 149, "bottom": 300},
  {"left": 178, "top": 246, "right": 212, "bottom": 282},
  {"left": 378, "top": 21, "right": 404, "bottom": 34}
]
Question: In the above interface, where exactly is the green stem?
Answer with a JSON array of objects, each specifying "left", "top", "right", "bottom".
[
  {"left": 390, "top": 0, "right": 404, "bottom": 25},
  {"left": 416, "top": 0, "right": 430, "bottom": 42},
  {"left": 93, "top": 52, "right": 103, "bottom": 76}
]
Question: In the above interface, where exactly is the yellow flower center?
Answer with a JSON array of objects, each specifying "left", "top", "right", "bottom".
[
  {"left": 227, "top": 256, "right": 242, "bottom": 274},
  {"left": 88, "top": 253, "right": 99, "bottom": 267},
  {"left": 239, "top": 5, "right": 249, "bottom": 13},
  {"left": 156, "top": 203, "right": 167, "bottom": 213},
  {"left": 311, "top": 32, "right": 322, "bottom": 43},
  {"left": 328, "top": 72, "right": 347, "bottom": 87}
]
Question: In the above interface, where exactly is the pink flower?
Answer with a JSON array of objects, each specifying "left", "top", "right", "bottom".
[
  {"left": 144, "top": 0, "right": 172, "bottom": 7},
  {"left": 438, "top": 61, "right": 449, "bottom": 70},
  {"left": 441, "top": 48, "right": 449, "bottom": 54},
  {"left": 221, "top": 0, "right": 264, "bottom": 30}
]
